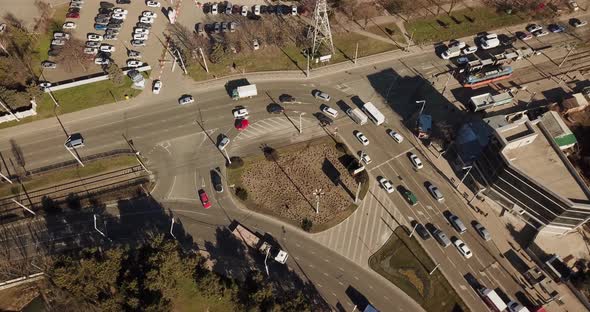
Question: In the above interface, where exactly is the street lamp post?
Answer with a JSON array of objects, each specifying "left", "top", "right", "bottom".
[
  {"left": 299, "top": 112, "right": 305, "bottom": 134},
  {"left": 0, "top": 172, "right": 12, "bottom": 184},
  {"left": 264, "top": 247, "right": 270, "bottom": 276},
  {"left": 11, "top": 199, "right": 35, "bottom": 216},
  {"left": 457, "top": 165, "right": 473, "bottom": 189},
  {"left": 93, "top": 214, "right": 108, "bottom": 239},
  {"left": 416, "top": 100, "right": 426, "bottom": 116},
  {"left": 223, "top": 149, "right": 231, "bottom": 164},
  {"left": 429, "top": 263, "right": 441, "bottom": 275},
  {"left": 170, "top": 217, "right": 176, "bottom": 239},
  {"left": 355, "top": 182, "right": 362, "bottom": 203},
  {"left": 64, "top": 144, "right": 84, "bottom": 167},
  {"left": 313, "top": 188, "right": 324, "bottom": 214},
  {"left": 409, "top": 222, "right": 419, "bottom": 238}
]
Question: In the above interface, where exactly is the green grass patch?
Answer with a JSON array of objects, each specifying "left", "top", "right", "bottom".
[
  {"left": 31, "top": 4, "right": 69, "bottom": 76},
  {"left": 189, "top": 32, "right": 396, "bottom": 81},
  {"left": 369, "top": 227, "right": 468, "bottom": 312},
  {"left": 173, "top": 277, "right": 238, "bottom": 312},
  {"left": 365, "top": 22, "right": 406, "bottom": 45},
  {"left": 0, "top": 78, "right": 142, "bottom": 130},
  {"left": 0, "top": 155, "right": 137, "bottom": 198},
  {"left": 405, "top": 7, "right": 528, "bottom": 44}
]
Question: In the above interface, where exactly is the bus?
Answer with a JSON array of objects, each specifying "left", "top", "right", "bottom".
[
  {"left": 362, "top": 102, "right": 385, "bottom": 125},
  {"left": 462, "top": 66, "right": 513, "bottom": 88}
]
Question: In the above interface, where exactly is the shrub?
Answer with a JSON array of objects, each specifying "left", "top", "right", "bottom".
[
  {"left": 235, "top": 187, "right": 248, "bottom": 201},
  {"left": 263, "top": 146, "right": 279, "bottom": 161},
  {"left": 227, "top": 156, "right": 244, "bottom": 169},
  {"left": 65, "top": 193, "right": 81, "bottom": 210},
  {"left": 335, "top": 142, "right": 347, "bottom": 153},
  {"left": 354, "top": 170, "right": 369, "bottom": 184},
  {"left": 41, "top": 196, "right": 61, "bottom": 214},
  {"left": 301, "top": 218, "right": 313, "bottom": 232}
]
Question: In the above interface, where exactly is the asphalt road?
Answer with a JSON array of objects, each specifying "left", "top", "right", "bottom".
[{"left": 1, "top": 22, "right": 589, "bottom": 311}]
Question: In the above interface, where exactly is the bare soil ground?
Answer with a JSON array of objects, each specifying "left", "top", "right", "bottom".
[{"left": 239, "top": 139, "right": 358, "bottom": 227}]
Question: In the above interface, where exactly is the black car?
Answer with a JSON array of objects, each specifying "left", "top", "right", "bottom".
[
  {"left": 313, "top": 112, "right": 333, "bottom": 126},
  {"left": 100, "top": 1, "right": 115, "bottom": 8},
  {"left": 109, "top": 18, "right": 124, "bottom": 24},
  {"left": 221, "top": 22, "right": 228, "bottom": 33},
  {"left": 68, "top": 8, "right": 80, "bottom": 13},
  {"left": 128, "top": 50, "right": 141, "bottom": 58},
  {"left": 95, "top": 17, "right": 110, "bottom": 24},
  {"left": 267, "top": 103, "right": 284, "bottom": 114},
  {"left": 48, "top": 49, "right": 61, "bottom": 57},
  {"left": 214, "top": 22, "right": 221, "bottom": 33},
  {"left": 279, "top": 94, "right": 296, "bottom": 103},
  {"left": 116, "top": 0, "right": 131, "bottom": 3},
  {"left": 137, "top": 22, "right": 152, "bottom": 29},
  {"left": 107, "top": 23, "right": 122, "bottom": 29},
  {"left": 98, "top": 8, "right": 112, "bottom": 14},
  {"left": 412, "top": 221, "right": 431, "bottom": 240},
  {"left": 211, "top": 168, "right": 224, "bottom": 193}
]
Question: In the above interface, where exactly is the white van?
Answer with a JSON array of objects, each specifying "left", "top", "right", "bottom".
[
  {"left": 322, "top": 106, "right": 338, "bottom": 118},
  {"left": 480, "top": 33, "right": 500, "bottom": 49}
]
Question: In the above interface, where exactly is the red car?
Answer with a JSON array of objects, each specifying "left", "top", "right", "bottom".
[
  {"left": 235, "top": 118, "right": 249, "bottom": 131},
  {"left": 198, "top": 189, "right": 211, "bottom": 209},
  {"left": 66, "top": 12, "right": 80, "bottom": 18}
]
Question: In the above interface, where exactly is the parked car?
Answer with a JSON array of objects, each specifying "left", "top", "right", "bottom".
[
  {"left": 479, "top": 33, "right": 499, "bottom": 49},
  {"left": 461, "top": 46, "right": 477, "bottom": 55},
  {"left": 54, "top": 32, "right": 70, "bottom": 40},
  {"left": 198, "top": 189, "right": 211, "bottom": 209},
  {"left": 447, "top": 212, "right": 467, "bottom": 234},
  {"left": 87, "top": 33, "right": 103, "bottom": 41},
  {"left": 140, "top": 16, "right": 155, "bottom": 23},
  {"left": 221, "top": 22, "right": 228, "bottom": 33},
  {"left": 131, "top": 40, "right": 146, "bottom": 46},
  {"left": 101, "top": 1, "right": 115, "bottom": 8},
  {"left": 104, "top": 34, "right": 118, "bottom": 40},
  {"left": 233, "top": 107, "right": 249, "bottom": 118},
  {"left": 211, "top": 3, "right": 218, "bottom": 14},
  {"left": 291, "top": 5, "right": 298, "bottom": 15},
  {"left": 322, "top": 105, "right": 338, "bottom": 118},
  {"left": 254, "top": 4, "right": 261, "bottom": 15},
  {"left": 126, "top": 60, "right": 143, "bottom": 67},
  {"left": 106, "top": 28, "right": 120, "bottom": 35},
  {"left": 570, "top": 18, "right": 588, "bottom": 27},
  {"left": 147, "top": 1, "right": 161, "bottom": 7},
  {"left": 41, "top": 61, "right": 57, "bottom": 69},
  {"left": 548, "top": 24, "right": 565, "bottom": 33},
  {"left": 379, "top": 177, "right": 394, "bottom": 193},
  {"left": 62, "top": 21, "right": 76, "bottom": 29},
  {"left": 152, "top": 79, "right": 162, "bottom": 94},
  {"left": 409, "top": 153, "right": 423, "bottom": 169},
  {"left": 213, "top": 22, "right": 221, "bottom": 33},
  {"left": 84, "top": 47, "right": 98, "bottom": 54},
  {"left": 51, "top": 39, "right": 65, "bottom": 46},
  {"left": 453, "top": 238, "right": 473, "bottom": 259},
  {"left": 235, "top": 118, "right": 249, "bottom": 131},
  {"left": 225, "top": 3, "right": 232, "bottom": 14},
  {"left": 229, "top": 21, "right": 237, "bottom": 32},
  {"left": 178, "top": 95, "right": 194, "bottom": 105},
  {"left": 241, "top": 5, "right": 248, "bottom": 16},
  {"left": 94, "top": 24, "right": 107, "bottom": 30},
  {"left": 359, "top": 151, "right": 372, "bottom": 165},
  {"left": 533, "top": 29, "right": 549, "bottom": 37},
  {"left": 70, "top": 2, "right": 82, "bottom": 8},
  {"left": 474, "top": 222, "right": 491, "bottom": 241},
  {"left": 94, "top": 57, "right": 110, "bottom": 65},
  {"left": 568, "top": 0, "right": 579, "bottom": 11},
  {"left": 115, "top": 0, "right": 131, "bottom": 4},
  {"left": 526, "top": 24, "right": 543, "bottom": 33},
  {"left": 106, "top": 23, "right": 122, "bottom": 29},
  {"left": 136, "top": 22, "right": 152, "bottom": 29},
  {"left": 86, "top": 41, "right": 101, "bottom": 48},
  {"left": 133, "top": 33, "right": 148, "bottom": 40},
  {"left": 449, "top": 40, "right": 466, "bottom": 49},
  {"left": 111, "top": 13, "right": 126, "bottom": 20},
  {"left": 517, "top": 31, "right": 533, "bottom": 40},
  {"left": 355, "top": 131, "right": 369, "bottom": 146},
  {"left": 95, "top": 17, "right": 110, "bottom": 24},
  {"left": 113, "top": 8, "right": 128, "bottom": 14},
  {"left": 313, "top": 90, "right": 331, "bottom": 101},
  {"left": 142, "top": 11, "right": 157, "bottom": 18},
  {"left": 134, "top": 28, "right": 149, "bottom": 35},
  {"left": 128, "top": 50, "right": 141, "bottom": 58},
  {"left": 66, "top": 12, "right": 80, "bottom": 18},
  {"left": 412, "top": 221, "right": 430, "bottom": 240},
  {"left": 267, "top": 103, "right": 284, "bottom": 114},
  {"left": 218, "top": 136, "right": 230, "bottom": 150},
  {"left": 388, "top": 129, "right": 403, "bottom": 143},
  {"left": 427, "top": 183, "right": 444, "bottom": 202},
  {"left": 402, "top": 188, "right": 418, "bottom": 206},
  {"left": 279, "top": 94, "right": 296, "bottom": 103},
  {"left": 100, "top": 44, "right": 115, "bottom": 52},
  {"left": 433, "top": 228, "right": 451, "bottom": 247}
]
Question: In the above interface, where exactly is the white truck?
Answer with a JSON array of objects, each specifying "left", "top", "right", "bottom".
[
  {"left": 441, "top": 46, "right": 461, "bottom": 59},
  {"left": 232, "top": 84, "right": 258, "bottom": 100},
  {"left": 362, "top": 102, "right": 385, "bottom": 126},
  {"left": 347, "top": 108, "right": 368, "bottom": 125},
  {"left": 478, "top": 288, "right": 507, "bottom": 312},
  {"left": 231, "top": 222, "right": 289, "bottom": 264}
]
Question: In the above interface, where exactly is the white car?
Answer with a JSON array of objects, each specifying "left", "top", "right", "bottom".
[
  {"left": 54, "top": 32, "right": 70, "bottom": 40},
  {"left": 70, "top": 2, "right": 82, "bottom": 8},
  {"left": 241, "top": 5, "right": 248, "bottom": 16},
  {"left": 461, "top": 46, "right": 477, "bottom": 55},
  {"left": 146, "top": 1, "right": 161, "bottom": 7},
  {"left": 218, "top": 137, "right": 230, "bottom": 150},
  {"left": 51, "top": 39, "right": 65, "bottom": 46},
  {"left": 134, "top": 28, "right": 149, "bottom": 35},
  {"left": 179, "top": 95, "right": 194, "bottom": 105},
  {"left": 254, "top": 5, "right": 261, "bottom": 15},
  {"left": 449, "top": 40, "right": 466, "bottom": 49},
  {"left": 322, "top": 106, "right": 338, "bottom": 118},
  {"left": 62, "top": 22, "right": 76, "bottom": 29},
  {"left": 526, "top": 24, "right": 543, "bottom": 33},
  {"left": 152, "top": 79, "right": 162, "bottom": 94},
  {"left": 379, "top": 177, "right": 394, "bottom": 193},
  {"left": 127, "top": 60, "right": 143, "bottom": 67},
  {"left": 355, "top": 131, "right": 369, "bottom": 146},
  {"left": 133, "top": 33, "right": 148, "bottom": 40},
  {"left": 253, "top": 39, "right": 259, "bottom": 50},
  {"left": 388, "top": 130, "right": 403, "bottom": 143},
  {"left": 233, "top": 108, "right": 249, "bottom": 118},
  {"left": 87, "top": 33, "right": 103, "bottom": 41},
  {"left": 131, "top": 40, "right": 146, "bottom": 46},
  {"left": 111, "top": 13, "right": 126, "bottom": 20},
  {"left": 313, "top": 90, "right": 331, "bottom": 101},
  {"left": 142, "top": 11, "right": 157, "bottom": 18},
  {"left": 453, "top": 239, "right": 473, "bottom": 259},
  {"left": 479, "top": 33, "right": 499, "bottom": 49},
  {"left": 359, "top": 151, "right": 372, "bottom": 164},
  {"left": 83, "top": 47, "right": 98, "bottom": 55},
  {"left": 100, "top": 44, "right": 115, "bottom": 52},
  {"left": 291, "top": 5, "right": 298, "bottom": 15},
  {"left": 409, "top": 153, "right": 423, "bottom": 169},
  {"left": 113, "top": 8, "right": 128, "bottom": 14},
  {"left": 211, "top": 3, "right": 218, "bottom": 14},
  {"left": 428, "top": 184, "right": 444, "bottom": 202},
  {"left": 94, "top": 57, "right": 109, "bottom": 65},
  {"left": 140, "top": 16, "right": 155, "bottom": 24}
]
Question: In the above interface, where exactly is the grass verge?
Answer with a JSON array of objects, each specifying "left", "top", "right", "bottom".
[
  {"left": 31, "top": 4, "right": 68, "bottom": 76},
  {"left": 0, "top": 155, "right": 137, "bottom": 198},
  {"left": 226, "top": 136, "right": 366, "bottom": 233},
  {"left": 365, "top": 22, "right": 406, "bottom": 46},
  {"left": 369, "top": 226, "right": 468, "bottom": 312},
  {"left": 0, "top": 78, "right": 142, "bottom": 130},
  {"left": 405, "top": 7, "right": 528, "bottom": 44},
  {"left": 189, "top": 32, "right": 396, "bottom": 81},
  {"left": 173, "top": 278, "right": 238, "bottom": 312}
]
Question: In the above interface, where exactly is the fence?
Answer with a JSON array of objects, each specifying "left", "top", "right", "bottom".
[{"left": 45, "top": 65, "right": 152, "bottom": 92}]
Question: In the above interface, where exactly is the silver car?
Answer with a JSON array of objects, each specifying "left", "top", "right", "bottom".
[
  {"left": 218, "top": 137, "right": 230, "bottom": 150},
  {"left": 313, "top": 90, "right": 331, "bottom": 101},
  {"left": 428, "top": 184, "right": 444, "bottom": 202}
]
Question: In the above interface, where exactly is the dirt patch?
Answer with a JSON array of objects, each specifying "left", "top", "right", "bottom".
[{"left": 237, "top": 139, "right": 360, "bottom": 228}]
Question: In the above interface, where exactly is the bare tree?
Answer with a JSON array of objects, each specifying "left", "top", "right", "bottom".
[
  {"left": 356, "top": 3, "right": 380, "bottom": 29},
  {"left": 33, "top": 0, "right": 53, "bottom": 34},
  {"left": 105, "top": 63, "right": 124, "bottom": 86},
  {"left": 53, "top": 39, "right": 92, "bottom": 72}
]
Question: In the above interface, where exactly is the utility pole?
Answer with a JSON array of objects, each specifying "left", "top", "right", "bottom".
[
  {"left": 11, "top": 199, "right": 35, "bottom": 216},
  {"left": 0, "top": 99, "right": 19, "bottom": 121},
  {"left": 0, "top": 172, "right": 12, "bottom": 184},
  {"left": 306, "top": 52, "right": 310, "bottom": 78},
  {"left": 429, "top": 263, "right": 441, "bottom": 275},
  {"left": 199, "top": 47, "right": 209, "bottom": 73},
  {"left": 47, "top": 89, "right": 60, "bottom": 107},
  {"left": 354, "top": 42, "right": 359, "bottom": 64},
  {"left": 559, "top": 45, "right": 576, "bottom": 68},
  {"left": 93, "top": 214, "right": 109, "bottom": 239},
  {"left": 457, "top": 166, "right": 473, "bottom": 189},
  {"left": 313, "top": 188, "right": 324, "bottom": 214},
  {"left": 176, "top": 48, "right": 187, "bottom": 74},
  {"left": 409, "top": 222, "right": 419, "bottom": 238},
  {"left": 355, "top": 181, "right": 362, "bottom": 203},
  {"left": 122, "top": 134, "right": 151, "bottom": 174},
  {"left": 64, "top": 144, "right": 84, "bottom": 167}
]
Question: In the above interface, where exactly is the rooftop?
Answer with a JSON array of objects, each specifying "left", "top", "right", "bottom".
[{"left": 499, "top": 120, "right": 589, "bottom": 202}]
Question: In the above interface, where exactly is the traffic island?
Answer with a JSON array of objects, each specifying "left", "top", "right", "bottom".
[
  {"left": 227, "top": 137, "right": 369, "bottom": 233},
  {"left": 369, "top": 227, "right": 468, "bottom": 312}
]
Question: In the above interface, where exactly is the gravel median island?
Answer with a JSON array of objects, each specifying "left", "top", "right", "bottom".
[{"left": 240, "top": 141, "right": 359, "bottom": 226}]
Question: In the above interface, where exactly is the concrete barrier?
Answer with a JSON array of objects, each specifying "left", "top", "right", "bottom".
[{"left": 45, "top": 65, "right": 152, "bottom": 92}]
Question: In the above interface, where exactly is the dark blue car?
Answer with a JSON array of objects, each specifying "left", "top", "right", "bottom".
[
  {"left": 548, "top": 24, "right": 565, "bottom": 33},
  {"left": 94, "top": 24, "right": 107, "bottom": 31}
]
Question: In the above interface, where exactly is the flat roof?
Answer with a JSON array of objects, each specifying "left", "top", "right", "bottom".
[{"left": 501, "top": 122, "right": 588, "bottom": 201}]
